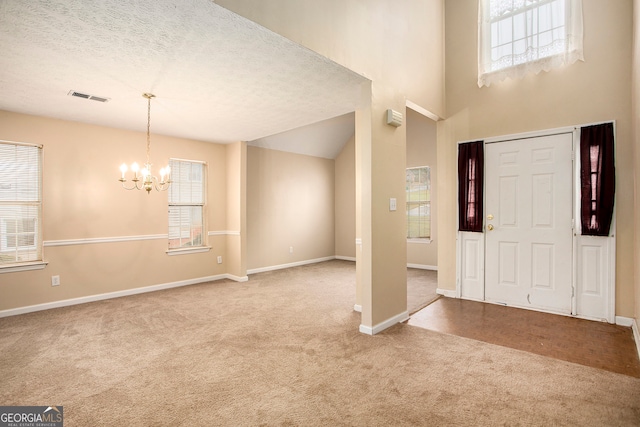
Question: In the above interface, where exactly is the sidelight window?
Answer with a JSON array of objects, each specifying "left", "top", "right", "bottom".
[
  {"left": 580, "top": 123, "right": 615, "bottom": 236},
  {"left": 458, "top": 141, "right": 484, "bottom": 232}
]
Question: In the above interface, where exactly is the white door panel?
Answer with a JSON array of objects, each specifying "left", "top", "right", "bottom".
[
  {"left": 485, "top": 134, "right": 573, "bottom": 314},
  {"left": 576, "top": 236, "right": 613, "bottom": 321},
  {"left": 459, "top": 232, "right": 484, "bottom": 300}
]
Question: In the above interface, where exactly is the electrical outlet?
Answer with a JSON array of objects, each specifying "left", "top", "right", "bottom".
[
  {"left": 289, "top": 246, "right": 294, "bottom": 254},
  {"left": 51, "top": 275, "right": 60, "bottom": 286},
  {"left": 217, "top": 256, "right": 222, "bottom": 264}
]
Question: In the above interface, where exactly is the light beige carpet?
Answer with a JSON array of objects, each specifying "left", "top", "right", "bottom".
[{"left": 1, "top": 260, "right": 639, "bottom": 426}]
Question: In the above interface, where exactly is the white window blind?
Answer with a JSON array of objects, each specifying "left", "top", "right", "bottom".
[
  {"left": 168, "top": 159, "right": 205, "bottom": 250},
  {"left": 478, "top": 0, "right": 583, "bottom": 87},
  {"left": 0, "top": 141, "right": 42, "bottom": 266},
  {"left": 406, "top": 166, "right": 431, "bottom": 239}
]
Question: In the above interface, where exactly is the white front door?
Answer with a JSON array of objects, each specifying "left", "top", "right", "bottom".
[{"left": 485, "top": 133, "right": 573, "bottom": 314}]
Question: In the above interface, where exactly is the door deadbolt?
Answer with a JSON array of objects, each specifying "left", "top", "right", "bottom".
[{"left": 487, "top": 214, "right": 494, "bottom": 220}]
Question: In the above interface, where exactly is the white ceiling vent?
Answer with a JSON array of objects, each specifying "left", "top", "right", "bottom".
[{"left": 68, "top": 90, "right": 110, "bottom": 103}]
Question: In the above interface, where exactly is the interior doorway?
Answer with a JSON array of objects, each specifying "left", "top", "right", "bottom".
[{"left": 406, "top": 104, "right": 439, "bottom": 313}]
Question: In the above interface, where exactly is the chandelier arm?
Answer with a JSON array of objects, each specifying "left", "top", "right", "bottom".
[
  {"left": 151, "top": 176, "right": 171, "bottom": 192},
  {"left": 119, "top": 179, "right": 144, "bottom": 191}
]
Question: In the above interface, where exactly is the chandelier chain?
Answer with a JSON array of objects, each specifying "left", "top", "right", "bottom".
[
  {"left": 118, "top": 92, "right": 170, "bottom": 194},
  {"left": 146, "top": 94, "right": 152, "bottom": 164}
]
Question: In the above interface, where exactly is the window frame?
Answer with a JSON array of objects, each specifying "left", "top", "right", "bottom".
[
  {"left": 166, "top": 158, "right": 210, "bottom": 256},
  {"left": 2, "top": 218, "right": 37, "bottom": 251},
  {"left": 0, "top": 140, "right": 47, "bottom": 273},
  {"left": 406, "top": 166, "right": 431, "bottom": 241},
  {"left": 478, "top": 0, "right": 584, "bottom": 87}
]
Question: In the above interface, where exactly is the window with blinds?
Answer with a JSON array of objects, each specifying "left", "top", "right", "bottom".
[
  {"left": 168, "top": 159, "right": 206, "bottom": 250},
  {"left": 406, "top": 166, "right": 431, "bottom": 239},
  {"left": 0, "top": 141, "right": 42, "bottom": 266}
]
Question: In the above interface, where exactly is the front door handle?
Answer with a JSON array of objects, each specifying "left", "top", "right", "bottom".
[{"left": 487, "top": 224, "right": 494, "bottom": 231}]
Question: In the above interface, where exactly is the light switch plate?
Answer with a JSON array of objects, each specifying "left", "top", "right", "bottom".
[{"left": 389, "top": 198, "right": 397, "bottom": 211}]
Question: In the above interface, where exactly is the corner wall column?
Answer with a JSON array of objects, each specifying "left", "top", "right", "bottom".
[{"left": 357, "top": 81, "right": 408, "bottom": 334}]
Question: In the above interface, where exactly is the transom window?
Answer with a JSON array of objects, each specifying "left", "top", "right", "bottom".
[
  {"left": 406, "top": 166, "right": 431, "bottom": 239},
  {"left": 0, "top": 141, "right": 42, "bottom": 267},
  {"left": 478, "top": 0, "right": 583, "bottom": 87},
  {"left": 168, "top": 159, "right": 206, "bottom": 251}
]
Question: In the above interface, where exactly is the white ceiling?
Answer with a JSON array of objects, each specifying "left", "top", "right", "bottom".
[
  {"left": 248, "top": 112, "right": 355, "bottom": 159},
  {"left": 0, "top": 0, "right": 364, "bottom": 156}
]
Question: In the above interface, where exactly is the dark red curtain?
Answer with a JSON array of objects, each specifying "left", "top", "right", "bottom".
[
  {"left": 458, "top": 141, "right": 484, "bottom": 232},
  {"left": 580, "top": 123, "right": 615, "bottom": 236}
]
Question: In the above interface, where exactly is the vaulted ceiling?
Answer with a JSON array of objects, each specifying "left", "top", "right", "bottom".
[{"left": 0, "top": 0, "right": 365, "bottom": 157}]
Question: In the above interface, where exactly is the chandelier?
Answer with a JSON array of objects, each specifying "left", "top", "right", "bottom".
[{"left": 118, "top": 93, "right": 171, "bottom": 193}]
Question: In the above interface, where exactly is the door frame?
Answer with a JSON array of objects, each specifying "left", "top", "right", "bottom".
[{"left": 456, "top": 123, "right": 616, "bottom": 323}]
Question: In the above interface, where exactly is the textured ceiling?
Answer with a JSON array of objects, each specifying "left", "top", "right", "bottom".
[{"left": 0, "top": 0, "right": 365, "bottom": 152}]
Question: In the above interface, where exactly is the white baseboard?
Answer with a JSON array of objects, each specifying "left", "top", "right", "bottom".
[
  {"left": 359, "top": 310, "right": 409, "bottom": 335},
  {"left": 615, "top": 316, "right": 640, "bottom": 361},
  {"left": 615, "top": 316, "right": 634, "bottom": 327},
  {"left": 226, "top": 274, "right": 249, "bottom": 282},
  {"left": 407, "top": 263, "right": 438, "bottom": 271},
  {"left": 353, "top": 304, "right": 362, "bottom": 312},
  {"left": 335, "top": 256, "right": 356, "bottom": 262},
  {"left": 633, "top": 319, "right": 640, "bottom": 361},
  {"left": 246, "top": 256, "right": 336, "bottom": 275},
  {"left": 0, "top": 273, "right": 245, "bottom": 318},
  {"left": 436, "top": 288, "right": 456, "bottom": 298}
]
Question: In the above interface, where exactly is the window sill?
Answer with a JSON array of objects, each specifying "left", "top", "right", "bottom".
[
  {"left": 407, "top": 238, "right": 432, "bottom": 244},
  {"left": 166, "top": 246, "right": 211, "bottom": 256},
  {"left": 0, "top": 261, "right": 48, "bottom": 274}
]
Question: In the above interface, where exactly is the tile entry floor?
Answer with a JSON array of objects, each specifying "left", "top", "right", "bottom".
[{"left": 408, "top": 297, "right": 640, "bottom": 378}]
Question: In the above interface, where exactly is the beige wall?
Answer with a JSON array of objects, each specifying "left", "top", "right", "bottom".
[
  {"left": 218, "top": 0, "right": 445, "bottom": 328},
  {"left": 367, "top": 83, "right": 409, "bottom": 325},
  {"left": 442, "top": 0, "right": 635, "bottom": 316},
  {"left": 633, "top": 0, "right": 640, "bottom": 322},
  {"left": 226, "top": 141, "right": 247, "bottom": 279},
  {"left": 407, "top": 108, "right": 438, "bottom": 268},
  {"left": 335, "top": 136, "right": 356, "bottom": 259},
  {"left": 0, "top": 110, "right": 232, "bottom": 312},
  {"left": 246, "top": 146, "right": 335, "bottom": 271}
]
